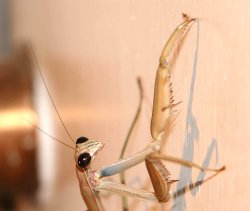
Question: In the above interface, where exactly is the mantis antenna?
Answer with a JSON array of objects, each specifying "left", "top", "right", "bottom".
[
  {"left": 22, "top": 117, "right": 75, "bottom": 150},
  {"left": 29, "top": 42, "right": 75, "bottom": 145}
]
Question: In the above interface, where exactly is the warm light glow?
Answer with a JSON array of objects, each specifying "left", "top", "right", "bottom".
[{"left": 0, "top": 109, "right": 37, "bottom": 131}]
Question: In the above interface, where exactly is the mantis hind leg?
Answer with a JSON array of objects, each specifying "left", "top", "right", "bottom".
[
  {"left": 171, "top": 168, "right": 224, "bottom": 200},
  {"left": 149, "top": 152, "right": 225, "bottom": 172}
]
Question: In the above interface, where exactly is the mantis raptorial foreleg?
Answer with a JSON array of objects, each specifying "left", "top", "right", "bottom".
[
  {"left": 97, "top": 143, "right": 158, "bottom": 178},
  {"left": 96, "top": 181, "right": 158, "bottom": 202},
  {"left": 94, "top": 141, "right": 223, "bottom": 202},
  {"left": 150, "top": 15, "right": 196, "bottom": 144},
  {"left": 92, "top": 14, "right": 224, "bottom": 207}
]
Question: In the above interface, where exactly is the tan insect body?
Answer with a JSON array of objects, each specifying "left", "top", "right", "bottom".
[
  {"left": 30, "top": 13, "right": 225, "bottom": 211},
  {"left": 73, "top": 14, "right": 224, "bottom": 211}
]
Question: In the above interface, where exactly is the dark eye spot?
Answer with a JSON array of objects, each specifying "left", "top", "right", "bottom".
[
  {"left": 78, "top": 152, "right": 91, "bottom": 168},
  {"left": 76, "top": 136, "right": 89, "bottom": 144}
]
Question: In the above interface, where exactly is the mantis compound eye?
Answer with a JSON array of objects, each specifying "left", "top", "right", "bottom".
[
  {"left": 76, "top": 136, "right": 89, "bottom": 144},
  {"left": 78, "top": 152, "right": 91, "bottom": 168}
]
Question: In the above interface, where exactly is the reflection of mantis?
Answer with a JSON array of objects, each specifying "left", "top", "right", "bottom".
[{"left": 30, "top": 14, "right": 225, "bottom": 211}]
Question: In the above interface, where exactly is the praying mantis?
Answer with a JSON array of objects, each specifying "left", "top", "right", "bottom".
[
  {"left": 73, "top": 14, "right": 225, "bottom": 211},
  {"left": 30, "top": 13, "right": 225, "bottom": 211}
]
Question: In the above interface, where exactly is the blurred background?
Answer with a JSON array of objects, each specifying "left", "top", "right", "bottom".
[{"left": 0, "top": 0, "right": 249, "bottom": 211}]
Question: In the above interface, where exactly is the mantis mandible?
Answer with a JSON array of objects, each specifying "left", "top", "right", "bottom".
[{"left": 30, "top": 14, "right": 225, "bottom": 211}]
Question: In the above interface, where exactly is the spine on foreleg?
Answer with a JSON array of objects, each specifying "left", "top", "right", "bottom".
[{"left": 145, "top": 154, "right": 177, "bottom": 202}]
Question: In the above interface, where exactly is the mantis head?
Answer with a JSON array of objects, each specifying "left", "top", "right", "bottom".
[{"left": 75, "top": 136, "right": 104, "bottom": 169}]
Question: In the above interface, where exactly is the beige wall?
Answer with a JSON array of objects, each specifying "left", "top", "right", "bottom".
[{"left": 11, "top": 1, "right": 250, "bottom": 210}]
